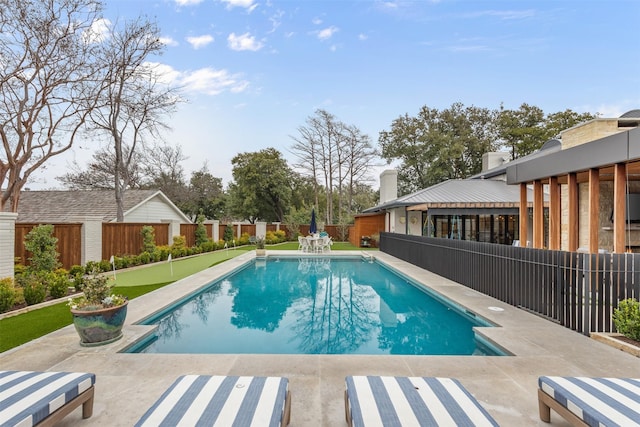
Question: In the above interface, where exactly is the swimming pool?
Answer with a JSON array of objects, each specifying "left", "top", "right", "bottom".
[{"left": 128, "top": 256, "right": 503, "bottom": 355}]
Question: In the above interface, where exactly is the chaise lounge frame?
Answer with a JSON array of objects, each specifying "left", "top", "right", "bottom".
[{"left": 0, "top": 370, "right": 95, "bottom": 427}]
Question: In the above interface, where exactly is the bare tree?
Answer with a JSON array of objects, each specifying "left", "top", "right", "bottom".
[
  {"left": 57, "top": 144, "right": 146, "bottom": 189},
  {"left": 290, "top": 109, "right": 377, "bottom": 224},
  {"left": 0, "top": 0, "right": 104, "bottom": 211},
  {"left": 90, "top": 17, "right": 182, "bottom": 221}
]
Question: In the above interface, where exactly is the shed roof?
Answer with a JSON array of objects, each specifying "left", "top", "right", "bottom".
[{"left": 16, "top": 189, "right": 189, "bottom": 223}]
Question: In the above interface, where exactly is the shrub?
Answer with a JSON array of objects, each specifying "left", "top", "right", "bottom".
[
  {"left": 613, "top": 298, "right": 640, "bottom": 341},
  {"left": 195, "top": 213, "right": 209, "bottom": 247},
  {"left": 141, "top": 225, "right": 156, "bottom": 253},
  {"left": 138, "top": 251, "right": 151, "bottom": 265},
  {"left": 49, "top": 269, "right": 70, "bottom": 299},
  {"left": 223, "top": 225, "right": 234, "bottom": 242},
  {"left": 20, "top": 273, "right": 47, "bottom": 306},
  {"left": 274, "top": 229, "right": 287, "bottom": 242},
  {"left": 0, "top": 277, "right": 16, "bottom": 313},
  {"left": 239, "top": 232, "right": 251, "bottom": 246},
  {"left": 24, "top": 224, "right": 60, "bottom": 272}
]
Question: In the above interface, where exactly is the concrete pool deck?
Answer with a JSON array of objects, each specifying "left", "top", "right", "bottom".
[{"left": 1, "top": 250, "right": 639, "bottom": 426}]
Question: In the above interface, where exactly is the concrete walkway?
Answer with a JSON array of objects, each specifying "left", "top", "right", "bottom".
[{"left": 1, "top": 251, "right": 639, "bottom": 426}]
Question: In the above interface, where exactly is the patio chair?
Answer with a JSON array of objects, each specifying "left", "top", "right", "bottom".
[
  {"left": 320, "top": 236, "right": 332, "bottom": 253},
  {"left": 538, "top": 376, "right": 640, "bottom": 427},
  {"left": 298, "top": 236, "right": 311, "bottom": 252},
  {"left": 345, "top": 376, "right": 498, "bottom": 426},
  {"left": 0, "top": 370, "right": 96, "bottom": 427},
  {"left": 135, "top": 375, "right": 291, "bottom": 427}
]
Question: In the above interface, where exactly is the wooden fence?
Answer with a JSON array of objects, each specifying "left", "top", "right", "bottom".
[
  {"left": 15, "top": 223, "right": 82, "bottom": 269},
  {"left": 15, "top": 222, "right": 353, "bottom": 270},
  {"left": 380, "top": 232, "right": 640, "bottom": 335},
  {"left": 102, "top": 223, "right": 170, "bottom": 261}
]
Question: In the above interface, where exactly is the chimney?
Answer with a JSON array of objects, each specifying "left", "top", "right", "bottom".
[
  {"left": 379, "top": 170, "right": 398, "bottom": 204},
  {"left": 481, "top": 152, "right": 509, "bottom": 172}
]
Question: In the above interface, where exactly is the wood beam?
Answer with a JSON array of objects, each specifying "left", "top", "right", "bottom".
[
  {"left": 549, "top": 176, "right": 560, "bottom": 250},
  {"left": 519, "top": 183, "right": 528, "bottom": 246},
  {"left": 589, "top": 168, "right": 600, "bottom": 253},
  {"left": 613, "top": 163, "right": 627, "bottom": 253},
  {"left": 568, "top": 173, "right": 579, "bottom": 252},
  {"left": 534, "top": 180, "right": 544, "bottom": 248}
]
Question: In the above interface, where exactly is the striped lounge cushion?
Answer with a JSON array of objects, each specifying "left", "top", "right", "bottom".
[
  {"left": 0, "top": 370, "right": 95, "bottom": 427},
  {"left": 538, "top": 376, "right": 640, "bottom": 427},
  {"left": 345, "top": 376, "right": 498, "bottom": 427},
  {"left": 135, "top": 375, "right": 289, "bottom": 427}
]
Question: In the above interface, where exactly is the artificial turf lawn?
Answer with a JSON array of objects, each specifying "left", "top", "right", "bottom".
[{"left": 0, "top": 242, "right": 373, "bottom": 352}]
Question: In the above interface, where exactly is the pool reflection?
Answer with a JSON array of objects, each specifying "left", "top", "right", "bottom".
[{"left": 138, "top": 258, "right": 497, "bottom": 355}]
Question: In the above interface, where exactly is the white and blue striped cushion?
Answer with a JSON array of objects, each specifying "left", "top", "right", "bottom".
[
  {"left": 345, "top": 376, "right": 498, "bottom": 427},
  {"left": 0, "top": 370, "right": 95, "bottom": 427},
  {"left": 135, "top": 375, "right": 289, "bottom": 427},
  {"left": 538, "top": 376, "right": 640, "bottom": 427}
]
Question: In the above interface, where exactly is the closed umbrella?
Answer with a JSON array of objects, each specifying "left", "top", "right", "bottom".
[{"left": 309, "top": 209, "right": 317, "bottom": 234}]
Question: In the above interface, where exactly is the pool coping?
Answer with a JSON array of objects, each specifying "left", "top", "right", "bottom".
[{"left": 2, "top": 250, "right": 639, "bottom": 426}]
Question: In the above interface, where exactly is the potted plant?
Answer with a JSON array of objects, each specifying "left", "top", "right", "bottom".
[
  {"left": 67, "top": 266, "right": 127, "bottom": 346},
  {"left": 255, "top": 236, "right": 266, "bottom": 257}
]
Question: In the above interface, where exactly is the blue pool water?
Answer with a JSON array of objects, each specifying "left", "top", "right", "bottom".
[{"left": 129, "top": 257, "right": 502, "bottom": 355}]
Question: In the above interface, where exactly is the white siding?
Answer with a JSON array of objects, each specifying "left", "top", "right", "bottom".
[{"left": 123, "top": 195, "right": 186, "bottom": 223}]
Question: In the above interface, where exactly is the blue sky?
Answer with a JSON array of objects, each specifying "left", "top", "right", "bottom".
[{"left": 32, "top": 0, "right": 640, "bottom": 190}]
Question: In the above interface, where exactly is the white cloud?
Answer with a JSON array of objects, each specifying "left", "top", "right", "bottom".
[
  {"left": 268, "top": 10, "right": 285, "bottom": 34},
  {"left": 143, "top": 62, "right": 183, "bottom": 85},
  {"left": 228, "top": 32, "right": 264, "bottom": 51},
  {"left": 186, "top": 34, "right": 214, "bottom": 49},
  {"left": 220, "top": 0, "right": 257, "bottom": 11},
  {"left": 159, "top": 36, "right": 179, "bottom": 47},
  {"left": 317, "top": 26, "right": 338, "bottom": 41},
  {"left": 84, "top": 18, "right": 110, "bottom": 44},
  {"left": 467, "top": 10, "right": 536, "bottom": 20},
  {"left": 175, "top": 0, "right": 204, "bottom": 5},
  {"left": 181, "top": 67, "right": 249, "bottom": 95},
  {"left": 358, "top": 33, "right": 368, "bottom": 41},
  {"left": 312, "top": 17, "right": 323, "bottom": 25}
]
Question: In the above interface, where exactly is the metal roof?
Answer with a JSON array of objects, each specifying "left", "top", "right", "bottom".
[{"left": 364, "top": 179, "right": 537, "bottom": 213}]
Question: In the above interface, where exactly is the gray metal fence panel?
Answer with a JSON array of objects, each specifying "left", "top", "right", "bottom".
[{"left": 380, "top": 232, "right": 640, "bottom": 336}]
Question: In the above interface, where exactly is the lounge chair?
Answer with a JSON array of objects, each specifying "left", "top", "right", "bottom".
[
  {"left": 345, "top": 376, "right": 498, "bottom": 426},
  {"left": 538, "top": 376, "right": 640, "bottom": 427},
  {"left": 0, "top": 370, "right": 95, "bottom": 427},
  {"left": 135, "top": 375, "right": 291, "bottom": 427}
]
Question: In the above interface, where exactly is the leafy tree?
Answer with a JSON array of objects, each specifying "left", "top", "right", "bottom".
[
  {"left": 380, "top": 104, "right": 498, "bottom": 194},
  {"left": 496, "top": 104, "right": 595, "bottom": 158},
  {"left": 0, "top": 0, "right": 104, "bottom": 211},
  {"left": 228, "top": 148, "right": 293, "bottom": 223},
  {"left": 496, "top": 103, "right": 547, "bottom": 159},
  {"left": 182, "top": 164, "right": 226, "bottom": 220}
]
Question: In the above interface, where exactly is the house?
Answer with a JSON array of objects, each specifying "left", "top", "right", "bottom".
[
  {"left": 16, "top": 189, "right": 190, "bottom": 224},
  {"left": 506, "top": 110, "right": 640, "bottom": 253},
  {"left": 361, "top": 110, "right": 640, "bottom": 253},
  {"left": 10, "top": 189, "right": 192, "bottom": 271},
  {"left": 361, "top": 143, "right": 560, "bottom": 246}
]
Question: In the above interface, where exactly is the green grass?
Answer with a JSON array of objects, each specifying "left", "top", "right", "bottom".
[
  {"left": 0, "top": 242, "right": 373, "bottom": 352},
  {"left": 111, "top": 247, "right": 251, "bottom": 287}
]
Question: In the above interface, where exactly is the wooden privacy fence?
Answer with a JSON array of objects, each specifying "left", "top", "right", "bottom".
[
  {"left": 102, "top": 223, "right": 169, "bottom": 260},
  {"left": 15, "top": 222, "right": 354, "bottom": 270},
  {"left": 15, "top": 223, "right": 82, "bottom": 269},
  {"left": 380, "top": 232, "right": 640, "bottom": 336}
]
